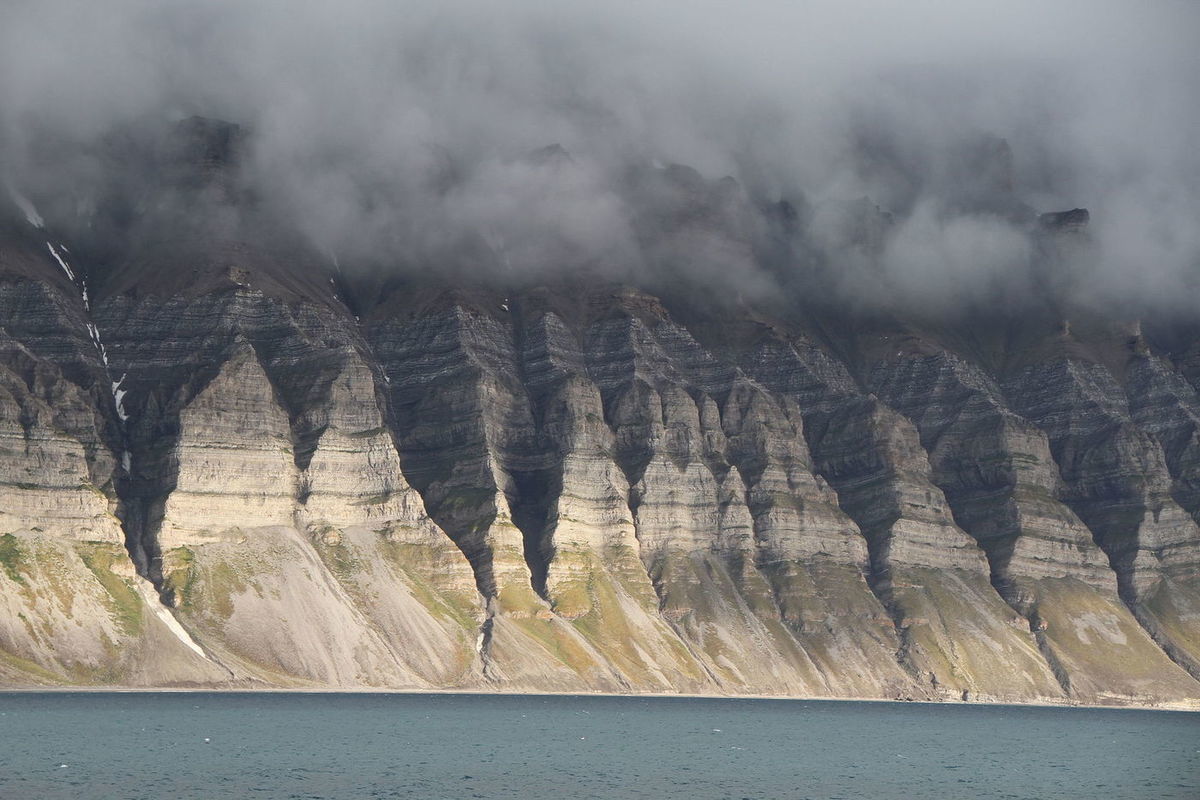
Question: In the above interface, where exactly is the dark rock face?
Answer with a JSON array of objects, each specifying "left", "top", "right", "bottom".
[
  {"left": 1, "top": 134, "right": 1199, "bottom": 705},
  {"left": 1038, "top": 209, "right": 1090, "bottom": 230},
  {"left": 744, "top": 333, "right": 1065, "bottom": 700},
  {"left": 863, "top": 341, "right": 1197, "bottom": 699}
]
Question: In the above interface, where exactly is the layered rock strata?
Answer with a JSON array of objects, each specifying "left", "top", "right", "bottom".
[
  {"left": 745, "top": 333, "right": 1065, "bottom": 702},
  {"left": 580, "top": 292, "right": 910, "bottom": 696},
  {"left": 2, "top": 157, "right": 1200, "bottom": 705},
  {"left": 866, "top": 344, "right": 1198, "bottom": 701},
  {"left": 988, "top": 325, "right": 1200, "bottom": 683}
]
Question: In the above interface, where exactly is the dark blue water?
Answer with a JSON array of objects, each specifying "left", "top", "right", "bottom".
[{"left": 0, "top": 693, "right": 1196, "bottom": 799}]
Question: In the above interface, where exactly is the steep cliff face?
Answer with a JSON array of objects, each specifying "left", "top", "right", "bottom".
[
  {"left": 578, "top": 293, "right": 909, "bottom": 697},
  {"left": 108, "top": 295, "right": 488, "bottom": 688},
  {"left": 998, "top": 333, "right": 1200, "bottom": 685},
  {"left": 864, "top": 343, "right": 1199, "bottom": 702},
  {"left": 745, "top": 334, "right": 1065, "bottom": 702},
  {"left": 0, "top": 346, "right": 120, "bottom": 544},
  {"left": 2, "top": 132, "right": 1200, "bottom": 705},
  {"left": 368, "top": 290, "right": 717, "bottom": 692}
]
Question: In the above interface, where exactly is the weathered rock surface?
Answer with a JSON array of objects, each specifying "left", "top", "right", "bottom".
[
  {"left": 0, "top": 533, "right": 228, "bottom": 685},
  {"left": 580, "top": 293, "right": 904, "bottom": 696},
  {"left": 0, "top": 347, "right": 121, "bottom": 543},
  {"left": 2, "top": 135, "right": 1199, "bottom": 706},
  {"left": 864, "top": 343, "right": 1198, "bottom": 701},
  {"left": 367, "top": 293, "right": 639, "bottom": 691},
  {"left": 745, "top": 332, "right": 1065, "bottom": 702},
  {"left": 999, "top": 333, "right": 1200, "bottom": 684}
]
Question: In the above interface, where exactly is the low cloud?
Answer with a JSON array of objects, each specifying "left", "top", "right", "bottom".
[{"left": 1, "top": 0, "right": 1197, "bottom": 312}]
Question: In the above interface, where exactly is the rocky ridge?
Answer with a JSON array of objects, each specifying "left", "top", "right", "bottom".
[{"left": 1, "top": 126, "right": 1199, "bottom": 706}]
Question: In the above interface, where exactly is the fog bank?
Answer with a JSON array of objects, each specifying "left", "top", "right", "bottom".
[{"left": 2, "top": 0, "right": 1197, "bottom": 312}]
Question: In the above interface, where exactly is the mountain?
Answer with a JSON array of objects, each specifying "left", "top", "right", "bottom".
[{"left": 1, "top": 119, "right": 1198, "bottom": 707}]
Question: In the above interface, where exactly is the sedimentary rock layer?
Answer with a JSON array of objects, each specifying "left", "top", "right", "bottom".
[{"left": 2, "top": 151, "right": 1199, "bottom": 705}]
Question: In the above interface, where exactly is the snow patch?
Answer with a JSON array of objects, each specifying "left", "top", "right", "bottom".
[
  {"left": 134, "top": 577, "right": 211, "bottom": 660},
  {"left": 111, "top": 373, "right": 129, "bottom": 421},
  {"left": 85, "top": 322, "right": 110, "bottom": 366},
  {"left": 46, "top": 242, "right": 75, "bottom": 281},
  {"left": 122, "top": 450, "right": 131, "bottom": 473}
]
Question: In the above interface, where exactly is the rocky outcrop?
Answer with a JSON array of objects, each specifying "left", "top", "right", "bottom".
[
  {"left": 367, "top": 290, "right": 712, "bottom": 692},
  {"left": 0, "top": 346, "right": 121, "bottom": 543},
  {"left": 999, "top": 328, "right": 1200, "bottom": 685},
  {"left": 1002, "top": 356, "right": 1200, "bottom": 586},
  {"left": 865, "top": 345, "right": 1198, "bottom": 702},
  {"left": 1126, "top": 350, "right": 1200, "bottom": 529},
  {"left": 745, "top": 334, "right": 1066, "bottom": 702},
  {"left": 581, "top": 294, "right": 905, "bottom": 696},
  {"left": 299, "top": 351, "right": 422, "bottom": 528},
  {"left": 91, "top": 276, "right": 489, "bottom": 687},
  {"left": 1117, "top": 348, "right": 1200, "bottom": 681},
  {"left": 512, "top": 304, "right": 715, "bottom": 691},
  {"left": 156, "top": 341, "right": 297, "bottom": 546}
]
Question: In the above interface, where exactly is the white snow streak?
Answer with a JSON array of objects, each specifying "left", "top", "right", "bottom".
[
  {"left": 49, "top": 238, "right": 129, "bottom": 421},
  {"left": 46, "top": 242, "right": 75, "bottom": 281},
  {"left": 85, "top": 322, "right": 109, "bottom": 366},
  {"left": 134, "top": 578, "right": 210, "bottom": 660},
  {"left": 112, "top": 373, "right": 129, "bottom": 421},
  {"left": 48, "top": 242, "right": 92, "bottom": 312}
]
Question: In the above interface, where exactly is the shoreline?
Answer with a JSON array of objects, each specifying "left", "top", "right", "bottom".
[{"left": 2, "top": 685, "right": 1196, "bottom": 712}]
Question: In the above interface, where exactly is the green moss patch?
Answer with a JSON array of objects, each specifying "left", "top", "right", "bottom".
[
  {"left": 0, "top": 534, "right": 26, "bottom": 583},
  {"left": 162, "top": 546, "right": 197, "bottom": 609},
  {"left": 166, "top": 548, "right": 248, "bottom": 622},
  {"left": 77, "top": 544, "right": 143, "bottom": 636},
  {"left": 0, "top": 647, "right": 66, "bottom": 685}
]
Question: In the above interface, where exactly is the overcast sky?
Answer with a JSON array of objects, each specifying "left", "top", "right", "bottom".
[{"left": 2, "top": 0, "right": 1197, "bottom": 311}]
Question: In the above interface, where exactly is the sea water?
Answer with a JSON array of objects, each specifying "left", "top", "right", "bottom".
[{"left": 0, "top": 692, "right": 1196, "bottom": 799}]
